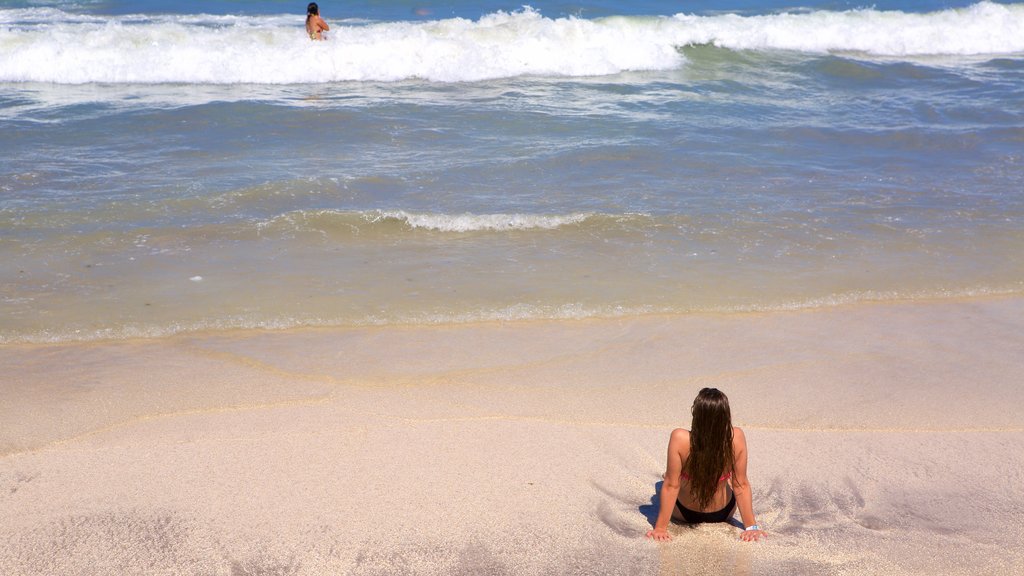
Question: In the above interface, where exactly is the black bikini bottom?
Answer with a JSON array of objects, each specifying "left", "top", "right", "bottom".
[{"left": 675, "top": 493, "right": 737, "bottom": 524}]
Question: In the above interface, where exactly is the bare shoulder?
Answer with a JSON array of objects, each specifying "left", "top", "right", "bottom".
[
  {"left": 732, "top": 426, "right": 747, "bottom": 446},
  {"left": 669, "top": 428, "right": 691, "bottom": 451},
  {"left": 670, "top": 428, "right": 691, "bottom": 442}
]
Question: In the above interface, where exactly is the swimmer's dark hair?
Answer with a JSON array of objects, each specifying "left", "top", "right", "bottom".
[{"left": 307, "top": 2, "right": 319, "bottom": 16}]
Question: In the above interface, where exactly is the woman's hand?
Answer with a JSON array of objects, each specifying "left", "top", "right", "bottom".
[
  {"left": 646, "top": 528, "right": 672, "bottom": 541},
  {"left": 740, "top": 528, "right": 766, "bottom": 542}
]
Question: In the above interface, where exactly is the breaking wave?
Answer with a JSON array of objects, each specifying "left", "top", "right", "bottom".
[{"left": 1, "top": 3, "right": 1021, "bottom": 84}]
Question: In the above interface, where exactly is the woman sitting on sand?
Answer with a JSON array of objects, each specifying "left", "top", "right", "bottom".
[
  {"left": 646, "top": 388, "right": 767, "bottom": 542},
  {"left": 306, "top": 2, "right": 329, "bottom": 40}
]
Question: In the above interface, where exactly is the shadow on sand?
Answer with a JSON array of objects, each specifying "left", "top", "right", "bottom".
[{"left": 639, "top": 481, "right": 743, "bottom": 529}]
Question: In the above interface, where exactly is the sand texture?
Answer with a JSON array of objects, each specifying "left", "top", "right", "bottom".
[{"left": 2, "top": 297, "right": 1024, "bottom": 575}]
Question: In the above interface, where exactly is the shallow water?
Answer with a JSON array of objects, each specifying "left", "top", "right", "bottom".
[{"left": 2, "top": 1, "right": 1023, "bottom": 342}]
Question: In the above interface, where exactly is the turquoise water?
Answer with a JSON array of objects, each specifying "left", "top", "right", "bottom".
[{"left": 2, "top": 1, "right": 1023, "bottom": 342}]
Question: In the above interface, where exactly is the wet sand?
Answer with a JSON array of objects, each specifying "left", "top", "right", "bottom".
[{"left": 2, "top": 297, "right": 1023, "bottom": 575}]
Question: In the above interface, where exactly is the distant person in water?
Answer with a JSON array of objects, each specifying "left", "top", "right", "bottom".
[
  {"left": 646, "top": 387, "right": 767, "bottom": 542},
  {"left": 306, "top": 2, "right": 329, "bottom": 40}
]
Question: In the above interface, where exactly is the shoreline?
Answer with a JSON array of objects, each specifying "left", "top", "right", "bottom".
[
  {"left": 3, "top": 296, "right": 1023, "bottom": 574},
  {"left": 3, "top": 290, "right": 1023, "bottom": 348}
]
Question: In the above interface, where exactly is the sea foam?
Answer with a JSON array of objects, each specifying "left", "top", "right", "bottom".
[
  {"left": 1, "top": 3, "right": 1022, "bottom": 84},
  {"left": 258, "top": 209, "right": 597, "bottom": 235},
  {"left": 367, "top": 210, "right": 594, "bottom": 232}
]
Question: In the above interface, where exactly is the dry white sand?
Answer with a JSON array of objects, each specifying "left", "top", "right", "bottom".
[{"left": 2, "top": 297, "right": 1023, "bottom": 575}]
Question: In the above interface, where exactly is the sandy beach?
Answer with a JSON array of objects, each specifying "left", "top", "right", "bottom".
[{"left": 2, "top": 296, "right": 1023, "bottom": 575}]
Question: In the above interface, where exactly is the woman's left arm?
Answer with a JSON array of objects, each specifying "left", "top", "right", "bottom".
[
  {"left": 646, "top": 428, "right": 686, "bottom": 541},
  {"left": 732, "top": 427, "right": 766, "bottom": 542}
]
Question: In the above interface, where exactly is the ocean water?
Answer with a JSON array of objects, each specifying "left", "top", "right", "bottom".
[{"left": 1, "top": 0, "right": 1022, "bottom": 343}]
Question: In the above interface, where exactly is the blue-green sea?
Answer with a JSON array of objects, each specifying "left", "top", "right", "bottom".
[{"left": 2, "top": 0, "right": 1023, "bottom": 342}]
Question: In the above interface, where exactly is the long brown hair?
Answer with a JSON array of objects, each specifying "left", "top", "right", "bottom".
[{"left": 684, "top": 388, "right": 734, "bottom": 510}]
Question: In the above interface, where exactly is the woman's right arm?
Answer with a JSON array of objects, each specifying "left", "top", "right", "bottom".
[
  {"left": 647, "top": 428, "right": 686, "bottom": 541},
  {"left": 732, "top": 427, "right": 766, "bottom": 541}
]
